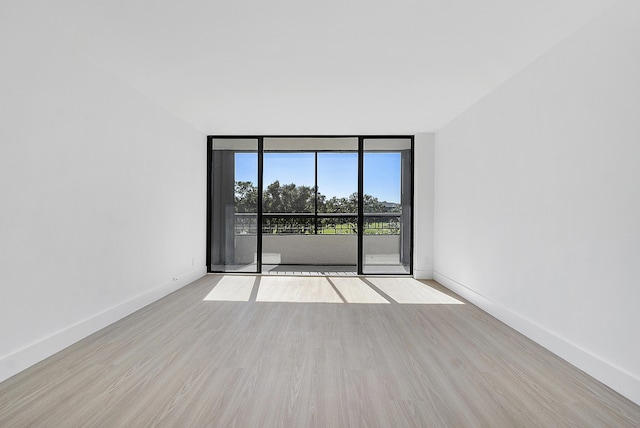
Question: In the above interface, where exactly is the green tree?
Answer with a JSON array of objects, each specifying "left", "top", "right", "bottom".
[
  {"left": 262, "top": 181, "right": 317, "bottom": 233},
  {"left": 362, "top": 193, "right": 385, "bottom": 213},
  {"left": 323, "top": 192, "right": 385, "bottom": 213},
  {"left": 325, "top": 196, "right": 353, "bottom": 213},
  {"left": 234, "top": 181, "right": 257, "bottom": 213},
  {"left": 234, "top": 180, "right": 390, "bottom": 233},
  {"left": 262, "top": 180, "right": 317, "bottom": 213}
]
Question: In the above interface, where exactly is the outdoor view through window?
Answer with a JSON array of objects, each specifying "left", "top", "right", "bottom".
[{"left": 234, "top": 152, "right": 402, "bottom": 235}]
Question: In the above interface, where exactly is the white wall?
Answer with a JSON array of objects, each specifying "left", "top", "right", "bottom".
[
  {"left": 434, "top": 0, "right": 640, "bottom": 405},
  {"left": 0, "top": 2, "right": 206, "bottom": 382},
  {"left": 414, "top": 133, "right": 435, "bottom": 279}
]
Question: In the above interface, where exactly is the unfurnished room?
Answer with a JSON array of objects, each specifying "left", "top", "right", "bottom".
[{"left": 1, "top": 0, "right": 640, "bottom": 426}]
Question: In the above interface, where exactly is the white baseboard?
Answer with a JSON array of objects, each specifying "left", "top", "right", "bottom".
[
  {"left": 413, "top": 269, "right": 434, "bottom": 280},
  {"left": 434, "top": 271, "right": 640, "bottom": 406},
  {"left": 0, "top": 266, "right": 207, "bottom": 384}
]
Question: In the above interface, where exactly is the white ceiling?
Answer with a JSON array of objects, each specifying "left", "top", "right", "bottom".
[{"left": 52, "top": 0, "right": 618, "bottom": 134}]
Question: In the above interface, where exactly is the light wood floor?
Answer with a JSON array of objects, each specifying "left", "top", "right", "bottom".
[{"left": 1, "top": 275, "right": 639, "bottom": 427}]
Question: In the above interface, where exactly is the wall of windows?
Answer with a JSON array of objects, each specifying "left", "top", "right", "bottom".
[{"left": 207, "top": 136, "right": 413, "bottom": 274}]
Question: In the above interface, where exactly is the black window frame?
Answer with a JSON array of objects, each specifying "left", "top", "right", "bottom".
[{"left": 207, "top": 135, "right": 414, "bottom": 276}]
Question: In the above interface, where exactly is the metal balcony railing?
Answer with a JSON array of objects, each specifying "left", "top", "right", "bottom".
[{"left": 233, "top": 212, "right": 402, "bottom": 235}]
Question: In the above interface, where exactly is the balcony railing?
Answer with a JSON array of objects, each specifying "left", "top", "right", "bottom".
[{"left": 234, "top": 212, "right": 401, "bottom": 235}]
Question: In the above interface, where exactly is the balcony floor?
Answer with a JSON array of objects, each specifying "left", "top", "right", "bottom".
[{"left": 262, "top": 264, "right": 357, "bottom": 276}]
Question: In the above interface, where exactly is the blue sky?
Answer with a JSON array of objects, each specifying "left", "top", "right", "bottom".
[{"left": 235, "top": 152, "right": 401, "bottom": 203}]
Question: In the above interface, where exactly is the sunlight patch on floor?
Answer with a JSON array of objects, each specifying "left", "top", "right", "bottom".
[
  {"left": 330, "top": 277, "right": 390, "bottom": 304},
  {"left": 203, "top": 275, "right": 254, "bottom": 302},
  {"left": 367, "top": 277, "right": 464, "bottom": 304},
  {"left": 202, "top": 275, "right": 465, "bottom": 305},
  {"left": 256, "top": 276, "right": 343, "bottom": 303}
]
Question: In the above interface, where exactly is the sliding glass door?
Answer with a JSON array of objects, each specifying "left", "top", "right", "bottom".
[
  {"left": 261, "top": 138, "right": 358, "bottom": 271},
  {"left": 361, "top": 138, "right": 413, "bottom": 274},
  {"left": 209, "top": 138, "right": 260, "bottom": 273},
  {"left": 208, "top": 136, "right": 413, "bottom": 275}
]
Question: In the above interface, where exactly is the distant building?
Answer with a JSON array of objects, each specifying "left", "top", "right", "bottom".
[{"left": 381, "top": 201, "right": 400, "bottom": 212}]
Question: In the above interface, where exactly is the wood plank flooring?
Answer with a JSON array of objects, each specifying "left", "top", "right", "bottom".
[{"left": 1, "top": 275, "right": 639, "bottom": 427}]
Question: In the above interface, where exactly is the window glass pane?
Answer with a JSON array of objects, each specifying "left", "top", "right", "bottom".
[
  {"left": 210, "top": 140, "right": 259, "bottom": 273},
  {"left": 262, "top": 153, "right": 315, "bottom": 213},
  {"left": 317, "top": 152, "right": 358, "bottom": 214},
  {"left": 234, "top": 153, "right": 258, "bottom": 214},
  {"left": 362, "top": 139, "right": 412, "bottom": 274},
  {"left": 363, "top": 152, "right": 401, "bottom": 213}
]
